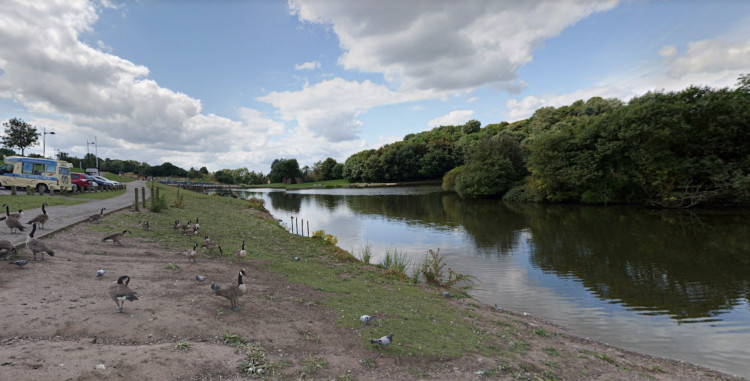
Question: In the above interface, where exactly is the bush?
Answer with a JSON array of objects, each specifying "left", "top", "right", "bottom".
[
  {"left": 149, "top": 192, "right": 169, "bottom": 212},
  {"left": 420, "top": 248, "right": 476, "bottom": 290}
]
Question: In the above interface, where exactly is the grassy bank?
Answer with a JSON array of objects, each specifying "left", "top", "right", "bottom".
[{"left": 103, "top": 183, "right": 733, "bottom": 379}]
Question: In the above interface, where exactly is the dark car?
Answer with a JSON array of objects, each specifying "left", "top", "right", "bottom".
[{"left": 70, "top": 173, "right": 94, "bottom": 192}]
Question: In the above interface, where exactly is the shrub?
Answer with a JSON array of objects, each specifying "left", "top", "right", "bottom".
[{"left": 420, "top": 248, "right": 477, "bottom": 290}]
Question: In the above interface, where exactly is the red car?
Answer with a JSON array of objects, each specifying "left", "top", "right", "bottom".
[{"left": 70, "top": 172, "right": 94, "bottom": 192}]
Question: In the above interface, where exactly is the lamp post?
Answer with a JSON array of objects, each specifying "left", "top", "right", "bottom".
[
  {"left": 42, "top": 126, "right": 55, "bottom": 158},
  {"left": 87, "top": 140, "right": 96, "bottom": 172}
]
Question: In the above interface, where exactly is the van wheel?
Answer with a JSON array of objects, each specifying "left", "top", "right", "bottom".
[{"left": 36, "top": 184, "right": 49, "bottom": 194}]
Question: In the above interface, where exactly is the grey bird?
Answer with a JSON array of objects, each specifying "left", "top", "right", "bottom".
[
  {"left": 26, "top": 203, "right": 49, "bottom": 229},
  {"left": 96, "top": 269, "right": 107, "bottom": 278},
  {"left": 442, "top": 291, "right": 453, "bottom": 298},
  {"left": 9, "top": 259, "right": 28, "bottom": 267},
  {"left": 108, "top": 275, "right": 139, "bottom": 313},
  {"left": 360, "top": 315, "right": 374, "bottom": 324},
  {"left": 195, "top": 275, "right": 207, "bottom": 283},
  {"left": 26, "top": 223, "right": 54, "bottom": 260},
  {"left": 102, "top": 230, "right": 132, "bottom": 246},
  {"left": 370, "top": 333, "right": 394, "bottom": 347}
]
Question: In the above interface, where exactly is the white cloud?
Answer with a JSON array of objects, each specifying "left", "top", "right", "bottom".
[
  {"left": 427, "top": 110, "right": 474, "bottom": 128},
  {"left": 666, "top": 38, "right": 750, "bottom": 78},
  {"left": 295, "top": 60, "right": 321, "bottom": 70},
  {"left": 257, "top": 77, "right": 432, "bottom": 142},
  {"left": 290, "top": 0, "right": 619, "bottom": 92}
]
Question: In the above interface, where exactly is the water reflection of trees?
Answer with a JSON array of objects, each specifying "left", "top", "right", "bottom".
[{"left": 523, "top": 205, "right": 750, "bottom": 320}]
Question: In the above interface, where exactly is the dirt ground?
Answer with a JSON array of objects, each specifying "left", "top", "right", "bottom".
[{"left": 0, "top": 208, "right": 742, "bottom": 380}]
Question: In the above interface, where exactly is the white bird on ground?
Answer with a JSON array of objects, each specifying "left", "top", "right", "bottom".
[{"left": 96, "top": 269, "right": 106, "bottom": 278}]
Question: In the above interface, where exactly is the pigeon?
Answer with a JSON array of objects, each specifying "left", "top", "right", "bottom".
[
  {"left": 211, "top": 281, "right": 220, "bottom": 291},
  {"left": 96, "top": 269, "right": 106, "bottom": 278},
  {"left": 293, "top": 256, "right": 300, "bottom": 261},
  {"left": 370, "top": 333, "right": 394, "bottom": 347},
  {"left": 9, "top": 259, "right": 28, "bottom": 267},
  {"left": 195, "top": 275, "right": 207, "bottom": 283},
  {"left": 360, "top": 315, "right": 374, "bottom": 324},
  {"left": 442, "top": 291, "right": 453, "bottom": 298},
  {"left": 494, "top": 304, "right": 503, "bottom": 311}
]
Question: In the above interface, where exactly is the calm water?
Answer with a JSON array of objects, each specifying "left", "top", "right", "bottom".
[{"left": 226, "top": 185, "right": 750, "bottom": 377}]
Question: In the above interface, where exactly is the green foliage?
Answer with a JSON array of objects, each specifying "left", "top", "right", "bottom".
[
  {"left": 442, "top": 166, "right": 462, "bottom": 191},
  {"left": 268, "top": 158, "right": 302, "bottom": 183},
  {"left": 149, "top": 191, "right": 169, "bottom": 212},
  {"left": 357, "top": 242, "right": 372, "bottom": 264},
  {"left": 455, "top": 134, "right": 526, "bottom": 198},
  {"left": 380, "top": 248, "right": 410, "bottom": 280},
  {"left": 2, "top": 118, "right": 38, "bottom": 156},
  {"left": 246, "top": 196, "right": 265, "bottom": 210},
  {"left": 419, "top": 248, "right": 477, "bottom": 290}
]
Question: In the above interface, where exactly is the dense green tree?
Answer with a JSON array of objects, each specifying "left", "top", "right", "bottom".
[
  {"left": 214, "top": 169, "right": 235, "bottom": 184},
  {"left": 2, "top": 118, "right": 38, "bottom": 156},
  {"left": 268, "top": 158, "right": 302, "bottom": 183},
  {"left": 462, "top": 119, "right": 481, "bottom": 134},
  {"left": 455, "top": 134, "right": 526, "bottom": 198}
]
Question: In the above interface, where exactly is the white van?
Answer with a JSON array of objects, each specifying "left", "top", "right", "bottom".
[{"left": 0, "top": 156, "right": 73, "bottom": 193}]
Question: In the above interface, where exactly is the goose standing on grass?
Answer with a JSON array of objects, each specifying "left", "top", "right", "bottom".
[
  {"left": 88, "top": 208, "right": 106, "bottom": 222},
  {"left": 211, "top": 269, "right": 247, "bottom": 311},
  {"left": 108, "top": 275, "right": 139, "bottom": 313},
  {"left": 171, "top": 220, "right": 180, "bottom": 232},
  {"left": 235, "top": 240, "right": 247, "bottom": 263},
  {"left": 3, "top": 204, "right": 25, "bottom": 234},
  {"left": 139, "top": 220, "right": 150, "bottom": 230},
  {"left": 193, "top": 217, "right": 200, "bottom": 231},
  {"left": 185, "top": 243, "right": 198, "bottom": 264},
  {"left": 26, "top": 223, "right": 55, "bottom": 260},
  {"left": 201, "top": 239, "right": 220, "bottom": 254},
  {"left": 179, "top": 220, "right": 192, "bottom": 231},
  {"left": 183, "top": 226, "right": 199, "bottom": 241},
  {"left": 102, "top": 230, "right": 132, "bottom": 246},
  {"left": 0, "top": 239, "right": 16, "bottom": 258},
  {"left": 26, "top": 203, "right": 49, "bottom": 229}
]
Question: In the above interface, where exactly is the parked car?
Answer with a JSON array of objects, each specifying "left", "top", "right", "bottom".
[
  {"left": 91, "top": 175, "right": 120, "bottom": 188},
  {"left": 70, "top": 172, "right": 94, "bottom": 192}
]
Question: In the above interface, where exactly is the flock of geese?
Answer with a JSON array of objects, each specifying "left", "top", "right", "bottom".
[
  {"left": 1, "top": 202, "right": 250, "bottom": 315},
  {"left": 4, "top": 201, "right": 393, "bottom": 347}
]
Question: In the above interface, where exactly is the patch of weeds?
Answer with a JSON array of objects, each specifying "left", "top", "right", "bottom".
[
  {"left": 358, "top": 242, "right": 372, "bottom": 264},
  {"left": 246, "top": 197, "right": 266, "bottom": 211},
  {"left": 264, "top": 294, "right": 276, "bottom": 301},
  {"left": 543, "top": 360, "right": 559, "bottom": 370},
  {"left": 299, "top": 355, "right": 328, "bottom": 375},
  {"left": 519, "top": 363, "right": 538, "bottom": 373},
  {"left": 217, "top": 308, "right": 227, "bottom": 316},
  {"left": 299, "top": 330, "right": 321, "bottom": 343},
  {"left": 419, "top": 248, "right": 477, "bottom": 290},
  {"left": 409, "top": 368, "right": 428, "bottom": 378},
  {"left": 579, "top": 349, "right": 616, "bottom": 365},
  {"left": 650, "top": 365, "right": 666, "bottom": 373},
  {"left": 165, "top": 263, "right": 179, "bottom": 270},
  {"left": 149, "top": 191, "right": 169, "bottom": 212},
  {"left": 359, "top": 358, "right": 377, "bottom": 368},
  {"left": 237, "top": 343, "right": 282, "bottom": 378},
  {"left": 82, "top": 251, "right": 107, "bottom": 256},
  {"left": 174, "top": 341, "right": 190, "bottom": 351},
  {"left": 90, "top": 337, "right": 98, "bottom": 344},
  {"left": 533, "top": 328, "right": 552, "bottom": 337},
  {"left": 221, "top": 332, "right": 248, "bottom": 348},
  {"left": 507, "top": 338, "right": 530, "bottom": 354},
  {"left": 381, "top": 248, "right": 410, "bottom": 280},
  {"left": 542, "top": 347, "right": 559, "bottom": 356},
  {"left": 542, "top": 369, "right": 559, "bottom": 380}
]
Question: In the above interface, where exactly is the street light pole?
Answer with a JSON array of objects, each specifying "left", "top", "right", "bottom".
[
  {"left": 95, "top": 135, "right": 98, "bottom": 172},
  {"left": 87, "top": 140, "right": 95, "bottom": 171},
  {"left": 42, "top": 126, "right": 55, "bottom": 158}
]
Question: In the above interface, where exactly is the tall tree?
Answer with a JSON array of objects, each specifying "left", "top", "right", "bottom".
[{"left": 2, "top": 118, "right": 38, "bottom": 156}]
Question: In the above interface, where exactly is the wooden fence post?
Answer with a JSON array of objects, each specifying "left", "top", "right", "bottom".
[
  {"left": 142, "top": 187, "right": 147, "bottom": 208},
  {"left": 134, "top": 189, "right": 140, "bottom": 211}
]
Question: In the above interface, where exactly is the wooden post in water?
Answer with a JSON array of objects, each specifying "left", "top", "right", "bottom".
[{"left": 134, "top": 189, "right": 140, "bottom": 211}]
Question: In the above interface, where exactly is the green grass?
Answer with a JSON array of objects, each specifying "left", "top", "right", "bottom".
[
  {"left": 0, "top": 194, "right": 86, "bottom": 209},
  {"left": 101, "top": 183, "right": 508, "bottom": 359}
]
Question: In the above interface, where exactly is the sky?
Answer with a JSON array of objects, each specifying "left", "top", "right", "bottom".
[{"left": 0, "top": 0, "right": 749, "bottom": 173}]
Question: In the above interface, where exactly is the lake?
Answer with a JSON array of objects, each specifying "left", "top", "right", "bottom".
[{"left": 221, "top": 185, "right": 750, "bottom": 377}]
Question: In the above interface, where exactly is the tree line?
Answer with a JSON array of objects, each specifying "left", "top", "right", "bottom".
[{"left": 3, "top": 74, "right": 748, "bottom": 207}]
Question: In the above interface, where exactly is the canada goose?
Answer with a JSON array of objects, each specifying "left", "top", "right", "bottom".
[
  {"left": 193, "top": 217, "right": 200, "bottom": 231},
  {"left": 102, "top": 230, "right": 132, "bottom": 246},
  {"left": 88, "top": 208, "right": 106, "bottom": 222},
  {"left": 26, "top": 223, "right": 54, "bottom": 260},
  {"left": 3, "top": 204, "right": 25, "bottom": 234},
  {"left": 201, "top": 239, "right": 220, "bottom": 254},
  {"left": 183, "top": 226, "right": 199, "bottom": 241},
  {"left": 139, "top": 220, "right": 150, "bottom": 230},
  {"left": 108, "top": 275, "right": 139, "bottom": 313},
  {"left": 211, "top": 269, "right": 247, "bottom": 311},
  {"left": 179, "top": 220, "right": 192, "bottom": 231},
  {"left": 185, "top": 243, "right": 198, "bottom": 264},
  {"left": 235, "top": 240, "right": 247, "bottom": 263},
  {"left": 171, "top": 220, "right": 180, "bottom": 232},
  {"left": 0, "top": 207, "right": 23, "bottom": 220},
  {"left": 26, "top": 203, "right": 49, "bottom": 229},
  {"left": 0, "top": 239, "right": 16, "bottom": 258}
]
